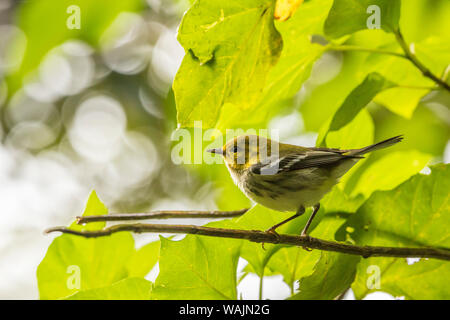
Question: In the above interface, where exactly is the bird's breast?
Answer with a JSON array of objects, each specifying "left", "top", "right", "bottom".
[{"left": 241, "top": 168, "right": 336, "bottom": 211}]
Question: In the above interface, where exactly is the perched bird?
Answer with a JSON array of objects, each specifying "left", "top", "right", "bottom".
[{"left": 207, "top": 134, "right": 403, "bottom": 239}]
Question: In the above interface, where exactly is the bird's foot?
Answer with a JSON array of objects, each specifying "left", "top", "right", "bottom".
[
  {"left": 300, "top": 232, "right": 312, "bottom": 251},
  {"left": 262, "top": 227, "right": 281, "bottom": 250}
]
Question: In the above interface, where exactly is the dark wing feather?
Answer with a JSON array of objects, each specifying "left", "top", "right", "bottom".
[{"left": 250, "top": 150, "right": 362, "bottom": 175}]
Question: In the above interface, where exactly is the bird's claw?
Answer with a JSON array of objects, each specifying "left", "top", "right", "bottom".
[
  {"left": 301, "top": 233, "right": 312, "bottom": 251},
  {"left": 262, "top": 228, "right": 281, "bottom": 250}
]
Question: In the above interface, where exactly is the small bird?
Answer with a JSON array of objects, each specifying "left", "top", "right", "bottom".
[{"left": 207, "top": 134, "right": 403, "bottom": 240}]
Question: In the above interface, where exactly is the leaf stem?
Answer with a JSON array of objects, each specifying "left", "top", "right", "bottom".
[
  {"left": 45, "top": 222, "right": 450, "bottom": 261},
  {"left": 76, "top": 208, "right": 249, "bottom": 224},
  {"left": 259, "top": 270, "right": 264, "bottom": 300}
]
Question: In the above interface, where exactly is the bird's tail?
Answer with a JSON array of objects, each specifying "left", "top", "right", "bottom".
[{"left": 351, "top": 135, "right": 403, "bottom": 156}]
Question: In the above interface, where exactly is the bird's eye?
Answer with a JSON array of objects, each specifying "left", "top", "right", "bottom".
[{"left": 232, "top": 146, "right": 239, "bottom": 153}]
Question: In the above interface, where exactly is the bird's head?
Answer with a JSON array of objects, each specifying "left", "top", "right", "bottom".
[{"left": 207, "top": 135, "right": 275, "bottom": 172}]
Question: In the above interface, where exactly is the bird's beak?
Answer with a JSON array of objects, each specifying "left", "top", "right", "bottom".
[{"left": 207, "top": 148, "right": 224, "bottom": 155}]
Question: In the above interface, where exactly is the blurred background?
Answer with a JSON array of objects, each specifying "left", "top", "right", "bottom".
[{"left": 0, "top": 0, "right": 449, "bottom": 299}]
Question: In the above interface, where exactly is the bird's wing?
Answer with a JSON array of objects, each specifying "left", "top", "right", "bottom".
[{"left": 250, "top": 150, "right": 362, "bottom": 175}]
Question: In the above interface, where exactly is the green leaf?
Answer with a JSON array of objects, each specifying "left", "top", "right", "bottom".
[
  {"left": 324, "top": 0, "right": 401, "bottom": 39},
  {"left": 127, "top": 241, "right": 160, "bottom": 277},
  {"left": 290, "top": 251, "right": 360, "bottom": 300},
  {"left": 317, "top": 73, "right": 393, "bottom": 146},
  {"left": 66, "top": 278, "right": 152, "bottom": 300},
  {"left": 69, "top": 190, "right": 107, "bottom": 231},
  {"left": 343, "top": 164, "right": 450, "bottom": 248},
  {"left": 353, "top": 258, "right": 450, "bottom": 300},
  {"left": 38, "top": 229, "right": 134, "bottom": 298},
  {"left": 233, "top": 205, "right": 310, "bottom": 278},
  {"left": 267, "top": 188, "right": 363, "bottom": 292},
  {"left": 340, "top": 164, "right": 450, "bottom": 299},
  {"left": 415, "top": 37, "right": 450, "bottom": 77},
  {"left": 352, "top": 31, "right": 434, "bottom": 118},
  {"left": 318, "top": 109, "right": 374, "bottom": 193},
  {"left": 374, "top": 87, "right": 429, "bottom": 119},
  {"left": 175, "top": 0, "right": 335, "bottom": 129},
  {"left": 267, "top": 247, "right": 321, "bottom": 294},
  {"left": 320, "top": 108, "right": 374, "bottom": 149},
  {"left": 174, "top": 0, "right": 282, "bottom": 128},
  {"left": 329, "top": 73, "right": 393, "bottom": 131},
  {"left": 152, "top": 223, "right": 241, "bottom": 300},
  {"left": 37, "top": 191, "right": 158, "bottom": 299},
  {"left": 350, "top": 150, "right": 432, "bottom": 198},
  {"left": 216, "top": 0, "right": 333, "bottom": 129}
]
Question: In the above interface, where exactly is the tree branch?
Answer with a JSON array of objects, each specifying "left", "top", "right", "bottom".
[
  {"left": 45, "top": 223, "right": 450, "bottom": 261},
  {"left": 394, "top": 29, "right": 450, "bottom": 92},
  {"left": 76, "top": 208, "right": 249, "bottom": 224},
  {"left": 328, "top": 32, "right": 450, "bottom": 92}
]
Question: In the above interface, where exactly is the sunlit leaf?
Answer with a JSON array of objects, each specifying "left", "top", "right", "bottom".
[
  {"left": 267, "top": 188, "right": 364, "bottom": 292},
  {"left": 127, "top": 241, "right": 160, "bottom": 278},
  {"left": 37, "top": 191, "right": 159, "bottom": 300},
  {"left": 234, "top": 205, "right": 308, "bottom": 278},
  {"left": 339, "top": 164, "right": 450, "bottom": 299},
  {"left": 174, "top": 0, "right": 282, "bottom": 128},
  {"left": 290, "top": 251, "right": 360, "bottom": 300},
  {"left": 152, "top": 221, "right": 241, "bottom": 300},
  {"left": 374, "top": 87, "right": 429, "bottom": 119},
  {"left": 317, "top": 73, "right": 392, "bottom": 146},
  {"left": 37, "top": 191, "right": 136, "bottom": 299},
  {"left": 324, "top": 0, "right": 401, "bottom": 39},
  {"left": 352, "top": 258, "right": 450, "bottom": 300},
  {"left": 66, "top": 278, "right": 152, "bottom": 300},
  {"left": 350, "top": 150, "right": 431, "bottom": 198}
]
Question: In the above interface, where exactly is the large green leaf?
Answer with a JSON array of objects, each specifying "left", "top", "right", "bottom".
[
  {"left": 37, "top": 191, "right": 158, "bottom": 299},
  {"left": 174, "top": 0, "right": 282, "bottom": 128},
  {"left": 127, "top": 241, "right": 160, "bottom": 278},
  {"left": 317, "top": 109, "right": 375, "bottom": 193},
  {"left": 317, "top": 73, "right": 392, "bottom": 146},
  {"left": 290, "top": 251, "right": 360, "bottom": 300},
  {"left": 361, "top": 38, "right": 433, "bottom": 118},
  {"left": 233, "top": 205, "right": 308, "bottom": 278},
  {"left": 350, "top": 150, "right": 431, "bottom": 198},
  {"left": 324, "top": 0, "right": 401, "bottom": 39},
  {"left": 339, "top": 164, "right": 450, "bottom": 299},
  {"left": 66, "top": 278, "right": 152, "bottom": 300},
  {"left": 215, "top": 0, "right": 333, "bottom": 130},
  {"left": 352, "top": 257, "right": 450, "bottom": 300},
  {"left": 175, "top": 0, "right": 334, "bottom": 129},
  {"left": 321, "top": 109, "right": 374, "bottom": 150},
  {"left": 267, "top": 188, "right": 364, "bottom": 293},
  {"left": 151, "top": 220, "right": 241, "bottom": 300}
]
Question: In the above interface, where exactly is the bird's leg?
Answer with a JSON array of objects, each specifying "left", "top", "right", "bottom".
[
  {"left": 262, "top": 207, "right": 305, "bottom": 250},
  {"left": 301, "top": 203, "right": 320, "bottom": 236},
  {"left": 300, "top": 203, "right": 320, "bottom": 251}
]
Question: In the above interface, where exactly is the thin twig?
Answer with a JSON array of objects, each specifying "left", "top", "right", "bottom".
[
  {"left": 76, "top": 208, "right": 249, "bottom": 224},
  {"left": 394, "top": 29, "right": 450, "bottom": 92},
  {"left": 45, "top": 223, "right": 450, "bottom": 261},
  {"left": 328, "top": 34, "right": 450, "bottom": 92}
]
